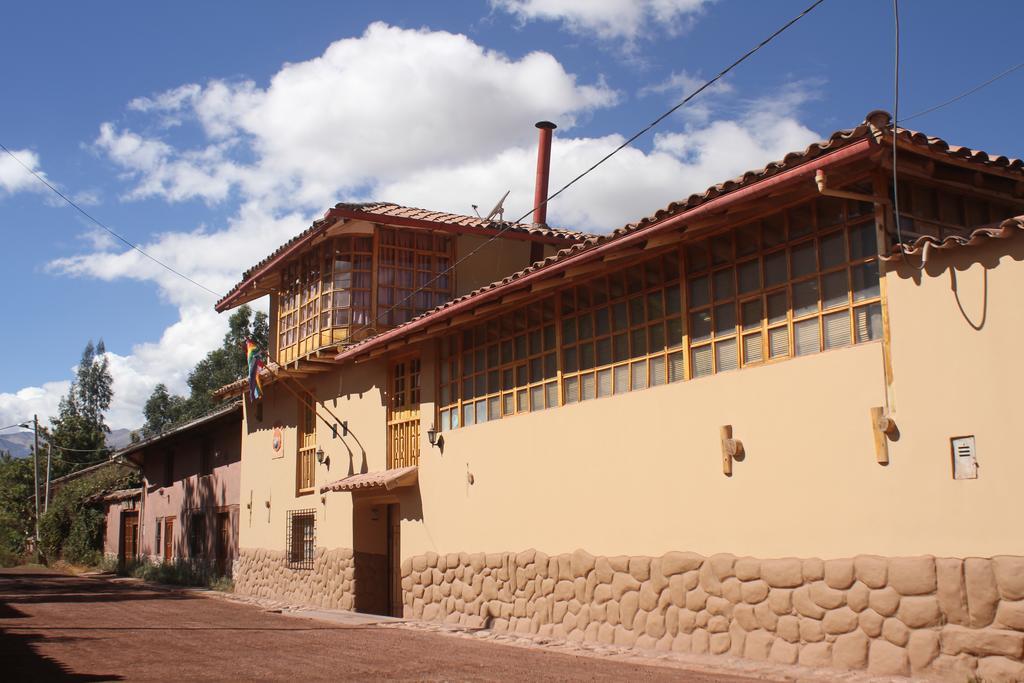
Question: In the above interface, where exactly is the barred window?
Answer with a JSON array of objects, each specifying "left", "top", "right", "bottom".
[
  {"left": 685, "top": 197, "right": 881, "bottom": 377},
  {"left": 286, "top": 509, "right": 315, "bottom": 569}
]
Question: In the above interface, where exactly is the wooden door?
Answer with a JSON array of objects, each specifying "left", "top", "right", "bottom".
[
  {"left": 121, "top": 511, "right": 138, "bottom": 566},
  {"left": 215, "top": 511, "right": 230, "bottom": 576},
  {"left": 387, "top": 504, "right": 401, "bottom": 617},
  {"left": 387, "top": 357, "right": 421, "bottom": 469},
  {"left": 163, "top": 517, "right": 175, "bottom": 562}
]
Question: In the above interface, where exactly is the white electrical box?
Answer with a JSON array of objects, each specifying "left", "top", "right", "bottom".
[{"left": 951, "top": 436, "right": 978, "bottom": 480}]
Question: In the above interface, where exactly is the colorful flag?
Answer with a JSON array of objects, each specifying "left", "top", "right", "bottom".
[{"left": 245, "top": 339, "right": 264, "bottom": 401}]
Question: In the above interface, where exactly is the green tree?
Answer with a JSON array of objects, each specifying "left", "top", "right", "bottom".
[
  {"left": 142, "top": 383, "right": 187, "bottom": 437},
  {"left": 48, "top": 340, "right": 114, "bottom": 472},
  {"left": 0, "top": 452, "right": 34, "bottom": 564},
  {"left": 149, "top": 305, "right": 267, "bottom": 424}
]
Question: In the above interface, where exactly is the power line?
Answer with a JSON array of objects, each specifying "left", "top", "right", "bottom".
[
  {"left": 0, "top": 142, "right": 222, "bottom": 298},
  {"left": 898, "top": 61, "right": 1024, "bottom": 125},
  {"left": 339, "top": 0, "right": 829, "bottom": 344},
  {"left": 891, "top": 0, "right": 906, "bottom": 248}
]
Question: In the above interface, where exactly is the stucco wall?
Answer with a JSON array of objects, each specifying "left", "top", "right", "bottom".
[
  {"left": 238, "top": 358, "right": 390, "bottom": 553},
  {"left": 454, "top": 234, "right": 532, "bottom": 296},
  {"left": 102, "top": 499, "right": 137, "bottom": 557},
  {"left": 139, "top": 414, "right": 241, "bottom": 562}
]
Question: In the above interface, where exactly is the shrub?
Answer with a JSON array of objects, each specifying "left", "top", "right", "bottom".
[{"left": 63, "top": 508, "right": 105, "bottom": 565}]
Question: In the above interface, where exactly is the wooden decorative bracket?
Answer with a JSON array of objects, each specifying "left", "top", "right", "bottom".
[
  {"left": 870, "top": 407, "right": 896, "bottom": 465},
  {"left": 720, "top": 425, "right": 744, "bottom": 476}
]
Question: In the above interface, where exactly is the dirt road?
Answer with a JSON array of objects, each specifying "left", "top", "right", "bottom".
[{"left": 0, "top": 566, "right": 775, "bottom": 681}]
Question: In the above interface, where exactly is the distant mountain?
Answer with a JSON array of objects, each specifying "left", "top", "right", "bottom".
[{"left": 0, "top": 428, "right": 136, "bottom": 459}]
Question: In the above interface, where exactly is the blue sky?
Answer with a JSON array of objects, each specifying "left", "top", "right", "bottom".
[{"left": 1, "top": 0, "right": 1022, "bottom": 430}]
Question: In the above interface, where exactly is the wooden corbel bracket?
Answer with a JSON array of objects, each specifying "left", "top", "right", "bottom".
[
  {"left": 720, "top": 425, "right": 744, "bottom": 476},
  {"left": 870, "top": 407, "right": 897, "bottom": 465}
]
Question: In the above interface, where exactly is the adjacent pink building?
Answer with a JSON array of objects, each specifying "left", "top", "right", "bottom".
[{"left": 114, "top": 401, "right": 242, "bottom": 575}]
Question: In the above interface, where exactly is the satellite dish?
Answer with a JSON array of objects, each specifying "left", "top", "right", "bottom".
[{"left": 484, "top": 190, "right": 510, "bottom": 222}]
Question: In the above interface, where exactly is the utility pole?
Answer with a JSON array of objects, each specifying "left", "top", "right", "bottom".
[
  {"left": 44, "top": 442, "right": 52, "bottom": 513},
  {"left": 32, "top": 414, "right": 40, "bottom": 562}
]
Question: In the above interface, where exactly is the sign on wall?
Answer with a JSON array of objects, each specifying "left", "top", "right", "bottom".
[{"left": 272, "top": 423, "right": 284, "bottom": 459}]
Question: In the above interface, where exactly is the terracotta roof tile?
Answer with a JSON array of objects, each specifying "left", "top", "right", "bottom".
[
  {"left": 320, "top": 465, "right": 418, "bottom": 494},
  {"left": 335, "top": 111, "right": 1024, "bottom": 362},
  {"left": 216, "top": 202, "right": 591, "bottom": 311},
  {"left": 882, "top": 215, "right": 1024, "bottom": 263}
]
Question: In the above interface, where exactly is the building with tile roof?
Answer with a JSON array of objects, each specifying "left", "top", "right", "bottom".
[{"left": 218, "top": 112, "right": 1024, "bottom": 679}]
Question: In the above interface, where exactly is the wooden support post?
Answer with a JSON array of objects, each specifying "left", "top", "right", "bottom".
[
  {"left": 720, "top": 425, "right": 743, "bottom": 476},
  {"left": 870, "top": 406, "right": 890, "bottom": 465}
]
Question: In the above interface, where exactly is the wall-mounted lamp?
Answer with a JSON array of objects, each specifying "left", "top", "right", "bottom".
[
  {"left": 427, "top": 424, "right": 444, "bottom": 450},
  {"left": 316, "top": 447, "right": 325, "bottom": 464}
]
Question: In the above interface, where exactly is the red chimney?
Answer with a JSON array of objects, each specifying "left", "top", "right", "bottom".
[{"left": 533, "top": 121, "right": 556, "bottom": 226}]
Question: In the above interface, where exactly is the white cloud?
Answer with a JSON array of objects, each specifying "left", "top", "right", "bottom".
[
  {"left": 96, "top": 22, "right": 618, "bottom": 210},
  {"left": 492, "top": 0, "right": 712, "bottom": 41},
  {"left": 0, "top": 148, "right": 46, "bottom": 196},
  {"left": 0, "top": 381, "right": 69, "bottom": 431},
  {"left": 27, "top": 22, "right": 823, "bottom": 431}
]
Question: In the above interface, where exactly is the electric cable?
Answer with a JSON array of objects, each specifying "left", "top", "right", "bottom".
[
  {"left": 898, "top": 61, "right": 1024, "bottom": 125},
  {"left": 338, "top": 0, "right": 829, "bottom": 344},
  {"left": 0, "top": 142, "right": 222, "bottom": 297}
]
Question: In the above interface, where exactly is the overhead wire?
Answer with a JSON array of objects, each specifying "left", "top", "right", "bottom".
[
  {"left": 891, "top": 0, "right": 906, "bottom": 249},
  {"left": 897, "top": 61, "right": 1024, "bottom": 125},
  {"left": 336, "top": 0, "right": 829, "bottom": 345},
  {"left": 0, "top": 142, "right": 222, "bottom": 298}
]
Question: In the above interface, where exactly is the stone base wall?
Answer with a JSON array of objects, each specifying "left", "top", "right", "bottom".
[
  {"left": 233, "top": 547, "right": 355, "bottom": 609},
  {"left": 402, "top": 551, "right": 1024, "bottom": 681}
]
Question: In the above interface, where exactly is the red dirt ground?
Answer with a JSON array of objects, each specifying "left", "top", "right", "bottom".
[{"left": 0, "top": 566, "right": 774, "bottom": 681}]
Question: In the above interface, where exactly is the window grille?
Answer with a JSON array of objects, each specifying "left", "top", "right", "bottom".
[{"left": 286, "top": 509, "right": 316, "bottom": 569}]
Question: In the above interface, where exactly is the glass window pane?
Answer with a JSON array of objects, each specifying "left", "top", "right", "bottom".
[
  {"left": 789, "top": 204, "right": 813, "bottom": 238},
  {"left": 503, "top": 393, "right": 514, "bottom": 415},
  {"left": 765, "top": 251, "right": 787, "bottom": 286},
  {"left": 686, "top": 243, "right": 709, "bottom": 272},
  {"left": 691, "top": 345, "right": 712, "bottom": 378},
  {"left": 530, "top": 384, "right": 544, "bottom": 411},
  {"left": 647, "top": 291, "right": 664, "bottom": 319},
  {"left": 816, "top": 197, "right": 845, "bottom": 229},
  {"left": 629, "top": 296, "right": 645, "bottom": 325},
  {"left": 690, "top": 310, "right": 712, "bottom": 342},
  {"left": 736, "top": 223, "right": 760, "bottom": 256},
  {"left": 630, "top": 328, "right": 647, "bottom": 355},
  {"left": 581, "top": 373, "right": 596, "bottom": 401},
  {"left": 794, "top": 318, "right": 820, "bottom": 356},
  {"left": 792, "top": 279, "right": 819, "bottom": 317},
  {"left": 613, "top": 333, "right": 629, "bottom": 362},
  {"left": 594, "top": 307, "right": 611, "bottom": 336},
  {"left": 852, "top": 261, "right": 880, "bottom": 301},
  {"left": 488, "top": 396, "right": 501, "bottom": 420},
  {"left": 767, "top": 291, "right": 788, "bottom": 324},
  {"left": 667, "top": 317, "right": 683, "bottom": 348},
  {"left": 763, "top": 214, "right": 785, "bottom": 246},
  {"left": 688, "top": 276, "right": 709, "bottom": 308},
  {"left": 517, "top": 389, "right": 528, "bottom": 413},
  {"left": 715, "top": 338, "right": 738, "bottom": 372},
  {"left": 737, "top": 260, "right": 760, "bottom": 294},
  {"left": 791, "top": 241, "right": 816, "bottom": 278},
  {"left": 822, "top": 270, "right": 849, "bottom": 309},
  {"left": 545, "top": 382, "right": 558, "bottom": 409},
  {"left": 665, "top": 287, "right": 682, "bottom": 315},
  {"left": 631, "top": 360, "right": 647, "bottom": 390},
  {"left": 713, "top": 302, "right": 736, "bottom": 337},
  {"left": 741, "top": 299, "right": 762, "bottom": 330},
  {"left": 649, "top": 322, "right": 665, "bottom": 351},
  {"left": 612, "top": 301, "right": 628, "bottom": 329},
  {"left": 849, "top": 222, "right": 877, "bottom": 260},
  {"left": 597, "top": 368, "right": 612, "bottom": 397},
  {"left": 563, "top": 347, "right": 578, "bottom": 373},
  {"left": 713, "top": 269, "right": 734, "bottom": 301},
  {"left": 561, "top": 317, "right": 577, "bottom": 345},
  {"left": 596, "top": 337, "right": 612, "bottom": 366},
  {"left": 463, "top": 403, "right": 475, "bottom": 427},
  {"left": 711, "top": 235, "right": 732, "bottom": 265},
  {"left": 823, "top": 310, "right": 852, "bottom": 350},
  {"left": 476, "top": 400, "right": 487, "bottom": 424},
  {"left": 854, "top": 303, "right": 883, "bottom": 343},
  {"left": 743, "top": 332, "right": 763, "bottom": 364},
  {"left": 769, "top": 326, "right": 789, "bottom": 359},
  {"left": 613, "top": 364, "right": 629, "bottom": 394},
  {"left": 668, "top": 352, "right": 684, "bottom": 383},
  {"left": 819, "top": 231, "right": 846, "bottom": 269},
  {"left": 650, "top": 355, "right": 666, "bottom": 386},
  {"left": 578, "top": 313, "right": 593, "bottom": 340},
  {"left": 563, "top": 376, "right": 579, "bottom": 404},
  {"left": 579, "top": 342, "right": 595, "bottom": 370}
]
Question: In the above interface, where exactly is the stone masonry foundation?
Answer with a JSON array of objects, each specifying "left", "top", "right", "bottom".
[
  {"left": 401, "top": 551, "right": 1024, "bottom": 681},
  {"left": 234, "top": 548, "right": 1024, "bottom": 681},
  {"left": 233, "top": 547, "right": 355, "bottom": 610}
]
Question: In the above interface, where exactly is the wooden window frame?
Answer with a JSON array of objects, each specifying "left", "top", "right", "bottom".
[
  {"left": 437, "top": 193, "right": 889, "bottom": 432},
  {"left": 387, "top": 356, "right": 422, "bottom": 469},
  {"left": 296, "top": 393, "right": 316, "bottom": 496}
]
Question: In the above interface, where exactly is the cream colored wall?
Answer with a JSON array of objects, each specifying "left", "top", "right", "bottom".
[
  {"left": 882, "top": 232, "right": 1024, "bottom": 556},
  {"left": 238, "top": 358, "right": 390, "bottom": 552},
  {"left": 395, "top": 236, "right": 1024, "bottom": 562},
  {"left": 454, "top": 234, "right": 532, "bottom": 296}
]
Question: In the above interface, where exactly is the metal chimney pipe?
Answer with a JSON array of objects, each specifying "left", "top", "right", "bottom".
[{"left": 533, "top": 121, "right": 557, "bottom": 226}]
